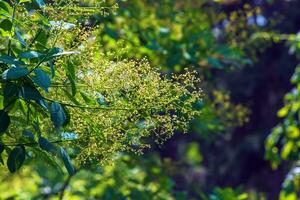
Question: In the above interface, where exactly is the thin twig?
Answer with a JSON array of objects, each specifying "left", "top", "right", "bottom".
[
  {"left": 59, "top": 174, "right": 75, "bottom": 200},
  {"left": 29, "top": 50, "right": 51, "bottom": 73},
  {"left": 44, "top": 97, "right": 138, "bottom": 111},
  {"left": 2, "top": 139, "right": 76, "bottom": 147}
]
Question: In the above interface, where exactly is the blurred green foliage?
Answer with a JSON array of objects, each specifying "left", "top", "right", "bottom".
[{"left": 96, "top": 0, "right": 253, "bottom": 73}]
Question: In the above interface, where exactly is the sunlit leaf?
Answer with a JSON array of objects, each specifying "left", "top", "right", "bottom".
[
  {"left": 0, "top": 1, "right": 12, "bottom": 15},
  {"left": 15, "top": 30, "right": 26, "bottom": 48},
  {"left": 19, "top": 51, "right": 43, "bottom": 59},
  {"left": 35, "top": 0, "right": 45, "bottom": 8}
]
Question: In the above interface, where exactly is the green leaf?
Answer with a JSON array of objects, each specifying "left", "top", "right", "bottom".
[
  {"left": 68, "top": 77, "right": 76, "bottom": 96},
  {"left": 0, "top": 110, "right": 10, "bottom": 134},
  {"left": 15, "top": 30, "right": 26, "bottom": 48},
  {"left": 80, "top": 91, "right": 94, "bottom": 104},
  {"left": 22, "top": 130, "right": 35, "bottom": 141},
  {"left": 33, "top": 149, "right": 64, "bottom": 174},
  {"left": 4, "top": 83, "right": 18, "bottom": 97},
  {"left": 49, "top": 60, "right": 55, "bottom": 77},
  {"left": 3, "top": 83, "right": 18, "bottom": 108},
  {"left": 19, "top": 85, "right": 48, "bottom": 109},
  {"left": 63, "top": 89, "right": 80, "bottom": 105},
  {"left": 287, "top": 125, "right": 300, "bottom": 139},
  {"left": 64, "top": 60, "right": 75, "bottom": 79},
  {"left": 7, "top": 146, "right": 26, "bottom": 173},
  {"left": 2, "top": 66, "right": 29, "bottom": 80},
  {"left": 59, "top": 147, "right": 75, "bottom": 175},
  {"left": 19, "top": 51, "right": 43, "bottom": 59},
  {"left": 281, "top": 141, "right": 294, "bottom": 160},
  {"left": 50, "top": 102, "right": 67, "bottom": 129},
  {"left": 0, "top": 55, "right": 24, "bottom": 65},
  {"left": 38, "top": 137, "right": 57, "bottom": 153},
  {"left": 0, "top": 19, "right": 13, "bottom": 37},
  {"left": 34, "top": 29, "right": 48, "bottom": 50},
  {"left": 62, "top": 106, "right": 70, "bottom": 126},
  {"left": 31, "top": 68, "right": 51, "bottom": 92},
  {"left": 35, "top": 0, "right": 45, "bottom": 8},
  {"left": 31, "top": 12, "right": 49, "bottom": 26},
  {"left": 64, "top": 60, "right": 76, "bottom": 95},
  {"left": 0, "top": 1, "right": 12, "bottom": 15}
]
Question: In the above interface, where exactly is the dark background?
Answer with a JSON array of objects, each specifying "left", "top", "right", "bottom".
[{"left": 157, "top": 0, "right": 300, "bottom": 199}]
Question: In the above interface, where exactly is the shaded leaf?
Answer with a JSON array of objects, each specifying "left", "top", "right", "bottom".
[
  {"left": 19, "top": 85, "right": 48, "bottom": 109},
  {"left": 4, "top": 83, "right": 18, "bottom": 97},
  {"left": 7, "top": 146, "right": 26, "bottom": 173},
  {"left": 22, "top": 130, "right": 35, "bottom": 141},
  {"left": 50, "top": 102, "right": 66, "bottom": 128},
  {"left": 0, "top": 55, "right": 24, "bottom": 66},
  {"left": 2, "top": 66, "right": 29, "bottom": 80},
  {"left": 49, "top": 59, "right": 55, "bottom": 77},
  {"left": 38, "top": 137, "right": 57, "bottom": 153},
  {"left": 207, "top": 57, "right": 222, "bottom": 69},
  {"left": 0, "top": 110, "right": 10, "bottom": 134},
  {"left": 34, "top": 149, "right": 63, "bottom": 174},
  {"left": 59, "top": 147, "right": 75, "bottom": 175},
  {"left": 62, "top": 106, "right": 70, "bottom": 126},
  {"left": 31, "top": 68, "right": 51, "bottom": 92},
  {"left": 0, "top": 144, "right": 4, "bottom": 154},
  {"left": 0, "top": 19, "right": 13, "bottom": 37}
]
